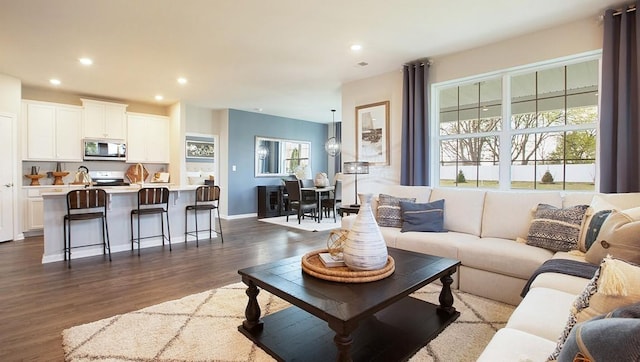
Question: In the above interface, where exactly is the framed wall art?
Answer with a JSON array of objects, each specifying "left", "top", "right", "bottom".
[
  {"left": 186, "top": 139, "right": 215, "bottom": 161},
  {"left": 355, "top": 101, "right": 390, "bottom": 165}
]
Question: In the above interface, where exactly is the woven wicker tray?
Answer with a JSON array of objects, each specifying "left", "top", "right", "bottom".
[{"left": 301, "top": 249, "right": 395, "bottom": 283}]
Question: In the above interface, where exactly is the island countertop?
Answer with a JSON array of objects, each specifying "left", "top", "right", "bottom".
[{"left": 41, "top": 184, "right": 218, "bottom": 263}]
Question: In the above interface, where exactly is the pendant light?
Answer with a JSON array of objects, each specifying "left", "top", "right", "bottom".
[{"left": 325, "top": 109, "right": 341, "bottom": 157}]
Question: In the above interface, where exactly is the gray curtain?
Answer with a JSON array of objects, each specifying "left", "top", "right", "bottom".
[
  {"left": 600, "top": 4, "right": 640, "bottom": 193},
  {"left": 401, "top": 61, "right": 430, "bottom": 185}
]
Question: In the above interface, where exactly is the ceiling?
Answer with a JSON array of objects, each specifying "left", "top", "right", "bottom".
[{"left": 0, "top": 0, "right": 624, "bottom": 123}]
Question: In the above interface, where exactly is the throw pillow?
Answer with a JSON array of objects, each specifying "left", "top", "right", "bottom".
[
  {"left": 583, "top": 209, "right": 613, "bottom": 251},
  {"left": 526, "top": 204, "right": 589, "bottom": 252},
  {"left": 399, "top": 199, "right": 446, "bottom": 233},
  {"left": 557, "top": 301, "right": 640, "bottom": 362},
  {"left": 577, "top": 195, "right": 617, "bottom": 252},
  {"left": 548, "top": 257, "right": 640, "bottom": 361},
  {"left": 585, "top": 206, "right": 640, "bottom": 265},
  {"left": 376, "top": 194, "right": 416, "bottom": 228}
]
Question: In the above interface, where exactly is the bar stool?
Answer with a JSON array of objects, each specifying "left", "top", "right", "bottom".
[
  {"left": 130, "top": 187, "right": 171, "bottom": 256},
  {"left": 185, "top": 185, "right": 223, "bottom": 247},
  {"left": 63, "top": 188, "right": 111, "bottom": 268}
]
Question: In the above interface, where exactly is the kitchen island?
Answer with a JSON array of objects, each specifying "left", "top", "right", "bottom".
[{"left": 41, "top": 184, "right": 216, "bottom": 263}]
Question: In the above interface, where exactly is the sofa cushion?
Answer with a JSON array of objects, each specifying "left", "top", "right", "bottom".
[
  {"left": 395, "top": 231, "right": 478, "bottom": 260},
  {"left": 585, "top": 206, "right": 640, "bottom": 265},
  {"left": 375, "top": 194, "right": 416, "bottom": 228},
  {"left": 505, "top": 287, "right": 577, "bottom": 341},
  {"left": 597, "top": 192, "right": 640, "bottom": 210},
  {"left": 477, "top": 328, "right": 557, "bottom": 362},
  {"left": 429, "top": 188, "right": 485, "bottom": 236},
  {"left": 482, "top": 191, "right": 562, "bottom": 240},
  {"left": 525, "top": 204, "right": 589, "bottom": 252},
  {"left": 457, "top": 237, "right": 554, "bottom": 280},
  {"left": 379, "top": 226, "right": 402, "bottom": 248},
  {"left": 529, "top": 273, "right": 591, "bottom": 296},
  {"left": 399, "top": 199, "right": 446, "bottom": 233},
  {"left": 562, "top": 192, "right": 594, "bottom": 208}
]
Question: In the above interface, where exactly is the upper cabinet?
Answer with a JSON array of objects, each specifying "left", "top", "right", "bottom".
[
  {"left": 22, "top": 101, "right": 83, "bottom": 161},
  {"left": 126, "top": 113, "right": 170, "bottom": 164},
  {"left": 81, "top": 99, "right": 127, "bottom": 140}
]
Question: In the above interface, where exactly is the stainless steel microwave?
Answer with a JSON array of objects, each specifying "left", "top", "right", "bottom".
[{"left": 83, "top": 139, "right": 126, "bottom": 161}]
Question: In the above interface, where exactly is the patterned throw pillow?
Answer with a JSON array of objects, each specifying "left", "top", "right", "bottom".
[
  {"left": 548, "top": 257, "right": 640, "bottom": 361},
  {"left": 526, "top": 204, "right": 589, "bottom": 252},
  {"left": 375, "top": 194, "right": 416, "bottom": 228}
]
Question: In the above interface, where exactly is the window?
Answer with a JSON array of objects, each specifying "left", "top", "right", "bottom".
[{"left": 434, "top": 54, "right": 599, "bottom": 191}]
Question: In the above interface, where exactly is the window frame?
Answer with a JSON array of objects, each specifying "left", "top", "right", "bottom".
[{"left": 430, "top": 51, "right": 601, "bottom": 190}]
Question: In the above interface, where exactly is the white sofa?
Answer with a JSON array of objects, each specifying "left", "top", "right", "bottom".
[{"left": 341, "top": 186, "right": 640, "bottom": 360}]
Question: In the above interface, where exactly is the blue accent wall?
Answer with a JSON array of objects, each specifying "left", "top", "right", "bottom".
[{"left": 228, "top": 109, "right": 328, "bottom": 216}]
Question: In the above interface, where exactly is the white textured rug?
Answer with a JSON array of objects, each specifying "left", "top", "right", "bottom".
[
  {"left": 258, "top": 215, "right": 341, "bottom": 232},
  {"left": 63, "top": 282, "right": 514, "bottom": 362}
]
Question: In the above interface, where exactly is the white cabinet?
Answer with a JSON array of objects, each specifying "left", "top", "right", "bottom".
[
  {"left": 81, "top": 99, "right": 127, "bottom": 140},
  {"left": 24, "top": 187, "right": 60, "bottom": 231},
  {"left": 23, "top": 101, "right": 83, "bottom": 161},
  {"left": 127, "top": 113, "right": 170, "bottom": 163}
]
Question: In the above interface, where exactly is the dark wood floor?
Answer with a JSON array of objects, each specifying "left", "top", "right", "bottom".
[{"left": 0, "top": 217, "right": 329, "bottom": 361}]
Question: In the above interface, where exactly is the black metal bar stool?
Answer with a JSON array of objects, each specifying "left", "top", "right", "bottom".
[
  {"left": 63, "top": 188, "right": 111, "bottom": 268},
  {"left": 185, "top": 185, "right": 223, "bottom": 247},
  {"left": 130, "top": 187, "right": 171, "bottom": 256}
]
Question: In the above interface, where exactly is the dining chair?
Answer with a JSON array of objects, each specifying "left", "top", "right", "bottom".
[
  {"left": 284, "top": 180, "right": 317, "bottom": 224},
  {"left": 322, "top": 180, "right": 342, "bottom": 222}
]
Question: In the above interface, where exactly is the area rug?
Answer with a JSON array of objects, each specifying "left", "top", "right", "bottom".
[
  {"left": 258, "top": 215, "right": 341, "bottom": 232},
  {"left": 62, "top": 282, "right": 514, "bottom": 362}
]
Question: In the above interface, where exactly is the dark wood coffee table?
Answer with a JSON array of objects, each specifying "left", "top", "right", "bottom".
[{"left": 237, "top": 247, "right": 460, "bottom": 361}]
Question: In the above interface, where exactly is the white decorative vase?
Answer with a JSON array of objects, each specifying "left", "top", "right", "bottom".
[
  {"left": 343, "top": 193, "right": 388, "bottom": 271},
  {"left": 314, "top": 172, "right": 329, "bottom": 187}
]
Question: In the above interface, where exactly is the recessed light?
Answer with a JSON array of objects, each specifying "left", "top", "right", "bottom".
[
  {"left": 79, "top": 58, "right": 93, "bottom": 66},
  {"left": 177, "top": 77, "right": 187, "bottom": 85},
  {"left": 350, "top": 44, "right": 362, "bottom": 51},
  {"left": 155, "top": 95, "right": 164, "bottom": 101},
  {"left": 49, "top": 79, "right": 61, "bottom": 85}
]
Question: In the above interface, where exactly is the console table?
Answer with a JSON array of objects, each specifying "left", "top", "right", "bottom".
[{"left": 257, "top": 185, "right": 284, "bottom": 218}]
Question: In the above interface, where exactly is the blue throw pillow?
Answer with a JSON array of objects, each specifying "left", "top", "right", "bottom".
[
  {"left": 399, "top": 199, "right": 446, "bottom": 233},
  {"left": 557, "top": 302, "right": 640, "bottom": 362}
]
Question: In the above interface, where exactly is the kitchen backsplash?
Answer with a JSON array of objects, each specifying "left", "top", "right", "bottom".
[{"left": 21, "top": 160, "right": 169, "bottom": 186}]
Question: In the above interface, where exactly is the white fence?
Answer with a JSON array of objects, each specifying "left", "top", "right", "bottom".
[{"left": 440, "top": 163, "right": 596, "bottom": 183}]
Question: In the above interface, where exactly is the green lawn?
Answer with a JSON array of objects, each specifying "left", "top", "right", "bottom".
[{"left": 439, "top": 179, "right": 595, "bottom": 191}]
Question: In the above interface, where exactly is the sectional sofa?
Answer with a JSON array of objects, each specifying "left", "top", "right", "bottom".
[{"left": 341, "top": 186, "right": 640, "bottom": 359}]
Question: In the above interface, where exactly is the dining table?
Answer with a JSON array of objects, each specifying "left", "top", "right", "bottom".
[{"left": 301, "top": 186, "right": 334, "bottom": 223}]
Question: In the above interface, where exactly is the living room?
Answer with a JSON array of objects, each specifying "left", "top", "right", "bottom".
[{"left": 2, "top": 1, "right": 638, "bottom": 361}]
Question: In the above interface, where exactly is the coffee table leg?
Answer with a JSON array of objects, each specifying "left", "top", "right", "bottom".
[
  {"left": 333, "top": 332, "right": 353, "bottom": 362},
  {"left": 241, "top": 279, "right": 264, "bottom": 333},
  {"left": 437, "top": 270, "right": 457, "bottom": 316}
]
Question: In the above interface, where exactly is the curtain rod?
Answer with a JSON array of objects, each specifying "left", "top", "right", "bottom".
[{"left": 612, "top": 4, "right": 636, "bottom": 16}]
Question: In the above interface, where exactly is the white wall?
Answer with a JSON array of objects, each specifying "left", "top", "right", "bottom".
[
  {"left": 341, "top": 71, "right": 403, "bottom": 204},
  {"left": 340, "top": 16, "right": 604, "bottom": 197},
  {"left": 0, "top": 74, "right": 21, "bottom": 115}
]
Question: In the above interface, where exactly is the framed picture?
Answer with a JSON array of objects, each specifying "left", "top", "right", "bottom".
[
  {"left": 186, "top": 139, "right": 215, "bottom": 161},
  {"left": 356, "top": 101, "right": 390, "bottom": 165}
]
